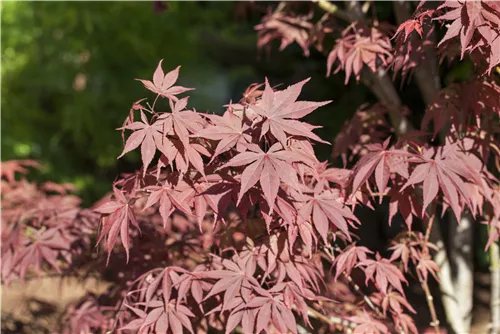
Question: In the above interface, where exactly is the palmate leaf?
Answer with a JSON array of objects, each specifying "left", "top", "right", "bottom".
[
  {"left": 142, "top": 181, "right": 194, "bottom": 228},
  {"left": 248, "top": 78, "right": 331, "bottom": 145},
  {"left": 394, "top": 313, "right": 419, "bottom": 334},
  {"left": 0, "top": 159, "right": 41, "bottom": 183},
  {"left": 241, "top": 293, "right": 299, "bottom": 334},
  {"left": 327, "top": 25, "right": 393, "bottom": 83},
  {"left": 485, "top": 218, "right": 500, "bottom": 251},
  {"left": 255, "top": 10, "right": 314, "bottom": 57},
  {"left": 94, "top": 187, "right": 139, "bottom": 264},
  {"left": 350, "top": 312, "right": 389, "bottom": 334},
  {"left": 14, "top": 227, "right": 72, "bottom": 279},
  {"left": 297, "top": 180, "right": 360, "bottom": 243},
  {"left": 358, "top": 253, "right": 407, "bottom": 295},
  {"left": 117, "top": 110, "right": 165, "bottom": 175},
  {"left": 402, "top": 145, "right": 474, "bottom": 221},
  {"left": 218, "top": 142, "right": 306, "bottom": 212},
  {"left": 192, "top": 108, "right": 252, "bottom": 162},
  {"left": 121, "top": 300, "right": 195, "bottom": 334},
  {"left": 372, "top": 288, "right": 416, "bottom": 316},
  {"left": 434, "top": 1, "right": 500, "bottom": 72},
  {"left": 136, "top": 59, "right": 194, "bottom": 100},
  {"left": 333, "top": 244, "right": 373, "bottom": 280},
  {"left": 351, "top": 137, "right": 412, "bottom": 200},
  {"left": 198, "top": 256, "right": 260, "bottom": 310}
]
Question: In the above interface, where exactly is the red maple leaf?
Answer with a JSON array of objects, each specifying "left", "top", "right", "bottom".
[
  {"left": 121, "top": 299, "right": 195, "bottom": 334},
  {"left": 198, "top": 256, "right": 261, "bottom": 310},
  {"left": 333, "top": 244, "right": 373, "bottom": 280},
  {"left": 297, "top": 180, "right": 360, "bottom": 243},
  {"left": 484, "top": 218, "right": 500, "bottom": 251},
  {"left": 388, "top": 186, "right": 423, "bottom": 231},
  {"left": 62, "top": 299, "right": 106, "bottom": 334},
  {"left": 193, "top": 108, "right": 252, "bottom": 162},
  {"left": 136, "top": 59, "right": 194, "bottom": 100},
  {"left": 394, "top": 19, "right": 424, "bottom": 42},
  {"left": 14, "top": 227, "right": 71, "bottom": 279},
  {"left": 358, "top": 253, "right": 408, "bottom": 295},
  {"left": 142, "top": 181, "right": 194, "bottom": 228},
  {"left": 218, "top": 142, "right": 305, "bottom": 211},
  {"left": 118, "top": 110, "right": 165, "bottom": 175},
  {"left": 1, "top": 160, "right": 41, "bottom": 183},
  {"left": 351, "top": 137, "right": 411, "bottom": 200},
  {"left": 243, "top": 293, "right": 298, "bottom": 334},
  {"left": 372, "top": 288, "right": 416, "bottom": 316},
  {"left": 394, "top": 313, "right": 419, "bottom": 334},
  {"left": 402, "top": 146, "right": 474, "bottom": 221},
  {"left": 94, "top": 187, "right": 139, "bottom": 263},
  {"left": 156, "top": 98, "right": 208, "bottom": 177},
  {"left": 416, "top": 251, "right": 440, "bottom": 282},
  {"left": 435, "top": 1, "right": 500, "bottom": 72},
  {"left": 327, "top": 26, "right": 393, "bottom": 84},
  {"left": 255, "top": 10, "right": 314, "bottom": 57},
  {"left": 249, "top": 78, "right": 331, "bottom": 145},
  {"left": 239, "top": 82, "right": 265, "bottom": 106}
]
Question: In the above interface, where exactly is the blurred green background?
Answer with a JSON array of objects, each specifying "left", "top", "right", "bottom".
[{"left": 1, "top": 1, "right": 469, "bottom": 206}]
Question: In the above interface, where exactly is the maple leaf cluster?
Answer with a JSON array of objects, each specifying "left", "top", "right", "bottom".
[
  {"left": 5, "top": 55, "right": 497, "bottom": 333},
  {"left": 255, "top": 9, "right": 315, "bottom": 57},
  {"left": 327, "top": 24, "right": 394, "bottom": 84},
  {"left": 1, "top": 160, "right": 98, "bottom": 285},
  {"left": 90, "top": 60, "right": 382, "bottom": 333},
  {"left": 96, "top": 56, "right": 496, "bottom": 333},
  {"left": 434, "top": 0, "right": 500, "bottom": 74},
  {"left": 4, "top": 2, "right": 500, "bottom": 333}
]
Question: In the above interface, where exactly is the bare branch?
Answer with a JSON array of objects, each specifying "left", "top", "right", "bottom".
[{"left": 313, "top": 0, "right": 351, "bottom": 22}]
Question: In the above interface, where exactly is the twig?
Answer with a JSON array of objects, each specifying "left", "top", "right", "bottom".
[
  {"left": 314, "top": 0, "right": 351, "bottom": 22},
  {"left": 420, "top": 210, "right": 442, "bottom": 334},
  {"left": 323, "top": 247, "right": 405, "bottom": 334},
  {"left": 418, "top": 270, "right": 441, "bottom": 334},
  {"left": 322, "top": 248, "right": 382, "bottom": 318},
  {"left": 303, "top": 305, "right": 357, "bottom": 331}
]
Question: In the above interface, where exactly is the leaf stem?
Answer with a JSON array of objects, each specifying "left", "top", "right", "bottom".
[
  {"left": 418, "top": 270, "right": 441, "bottom": 334},
  {"left": 420, "top": 208, "right": 441, "bottom": 334}
]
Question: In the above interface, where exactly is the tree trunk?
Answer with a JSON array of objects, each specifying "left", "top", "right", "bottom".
[{"left": 490, "top": 239, "right": 500, "bottom": 334}]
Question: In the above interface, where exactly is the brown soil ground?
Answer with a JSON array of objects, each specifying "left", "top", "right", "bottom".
[{"left": 1, "top": 275, "right": 110, "bottom": 333}]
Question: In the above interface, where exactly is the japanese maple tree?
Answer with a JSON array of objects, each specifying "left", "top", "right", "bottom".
[{"left": 2, "top": 1, "right": 500, "bottom": 334}]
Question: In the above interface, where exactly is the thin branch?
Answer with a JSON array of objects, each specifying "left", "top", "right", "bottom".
[
  {"left": 420, "top": 209, "right": 442, "bottom": 334},
  {"left": 361, "top": 1, "right": 371, "bottom": 14},
  {"left": 322, "top": 248, "right": 382, "bottom": 318},
  {"left": 418, "top": 270, "right": 441, "bottom": 334},
  {"left": 348, "top": 1, "right": 414, "bottom": 136},
  {"left": 323, "top": 247, "right": 405, "bottom": 334},
  {"left": 299, "top": 305, "right": 357, "bottom": 331},
  {"left": 313, "top": 0, "right": 351, "bottom": 22}
]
